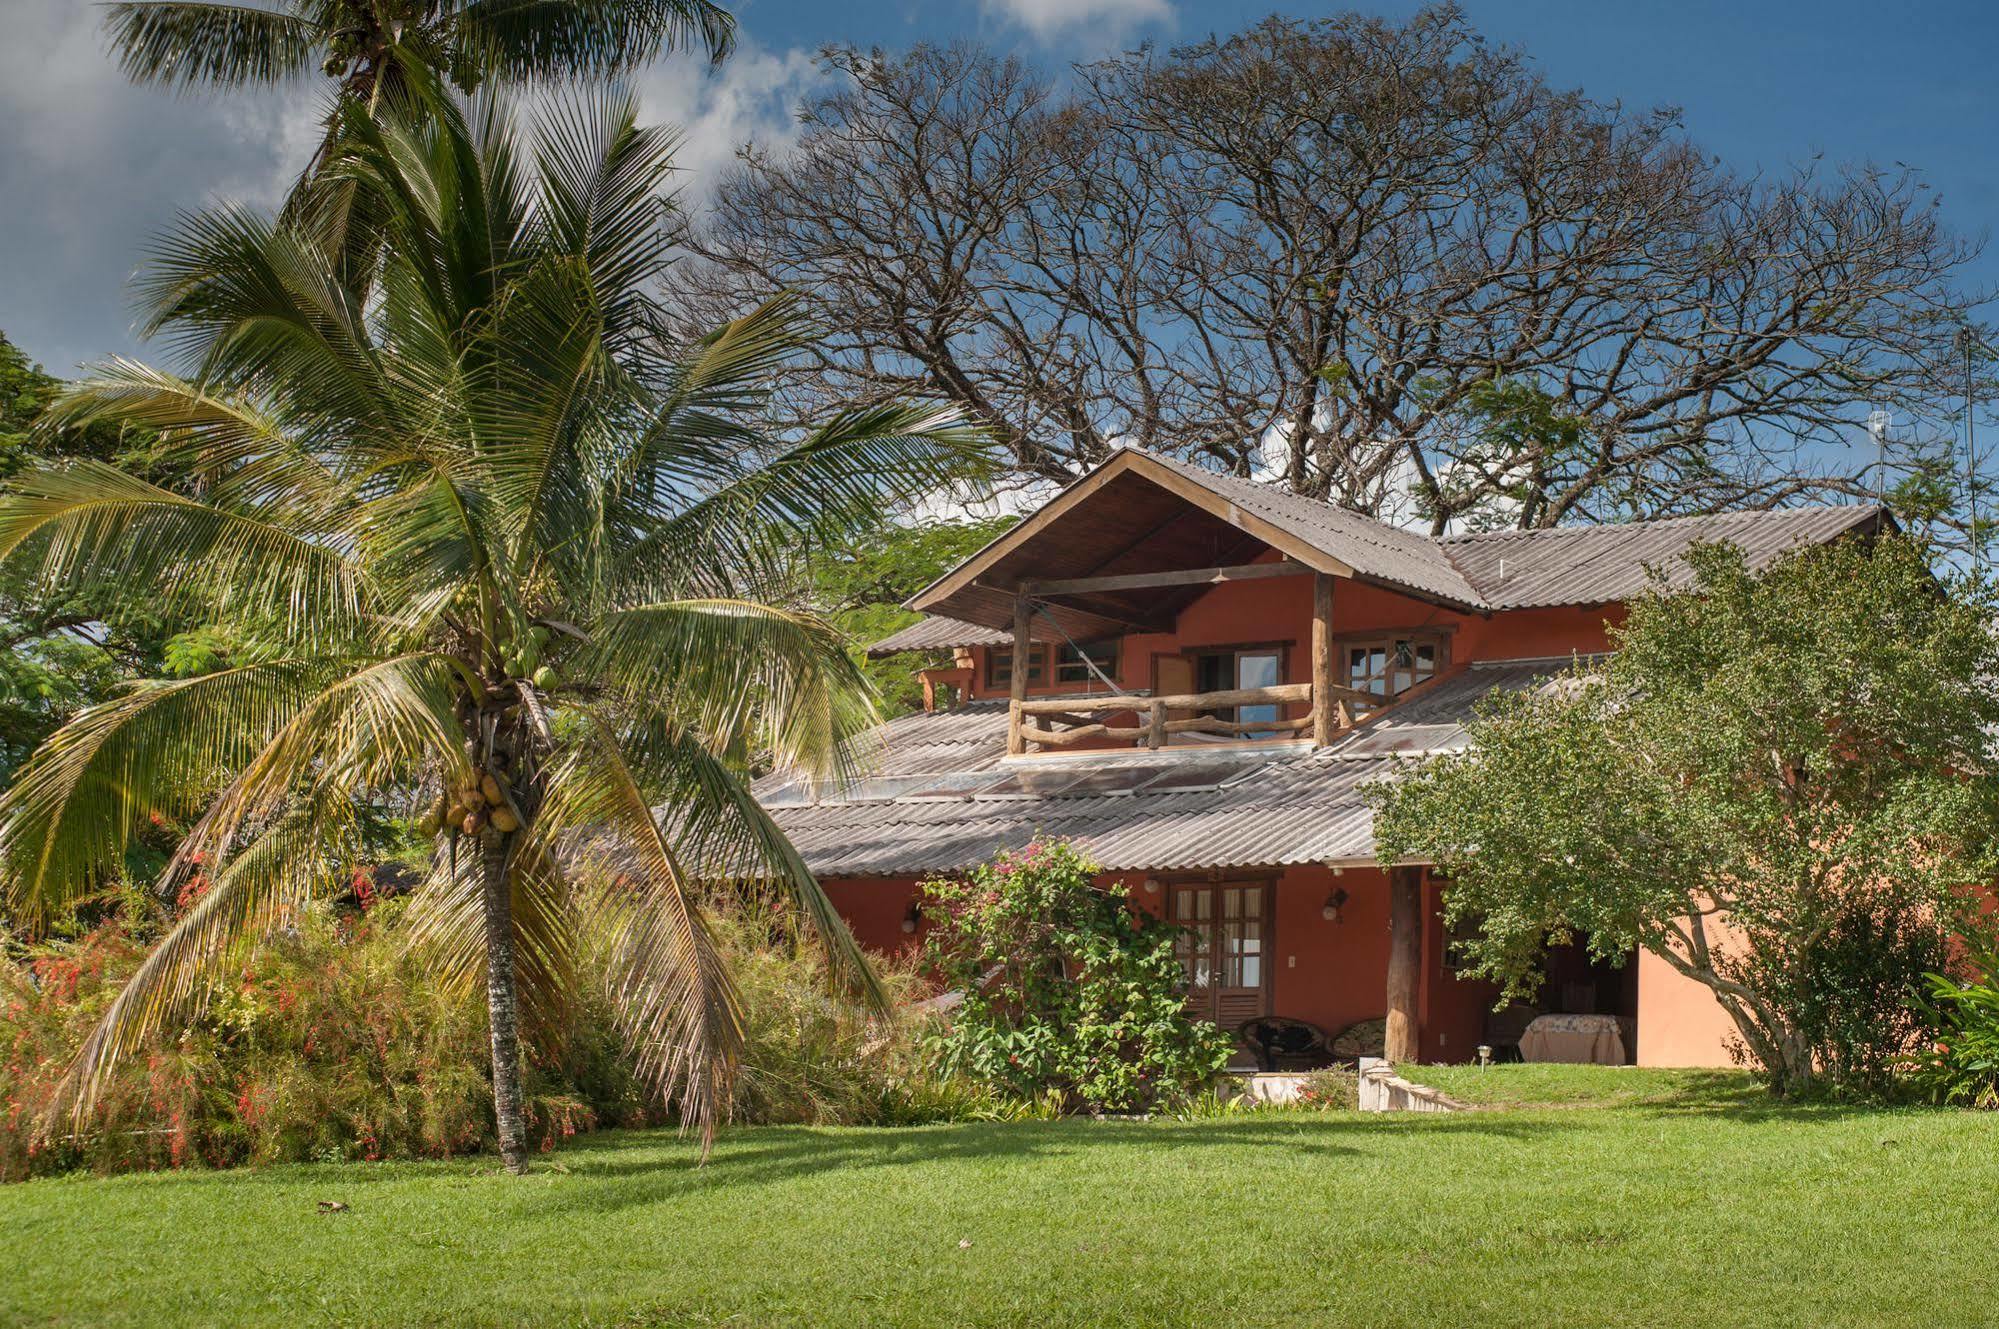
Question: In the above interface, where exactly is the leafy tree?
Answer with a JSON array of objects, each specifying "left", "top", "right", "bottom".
[
  {"left": 810, "top": 515, "right": 1016, "bottom": 716},
  {"left": 685, "top": 13, "right": 1983, "bottom": 544},
  {"left": 0, "top": 83, "right": 985, "bottom": 1172},
  {"left": 0, "top": 334, "right": 176, "bottom": 783},
  {"left": 1373, "top": 536, "right": 1999, "bottom": 1095},
  {"left": 921, "top": 840, "right": 1233, "bottom": 1111}
]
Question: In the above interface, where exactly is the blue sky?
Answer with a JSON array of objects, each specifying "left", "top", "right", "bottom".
[{"left": 2, "top": 0, "right": 1995, "bottom": 375}]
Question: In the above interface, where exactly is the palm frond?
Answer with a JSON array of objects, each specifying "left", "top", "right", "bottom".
[
  {"left": 103, "top": 1, "right": 320, "bottom": 90},
  {"left": 531, "top": 709, "right": 744, "bottom": 1146},
  {"left": 623, "top": 714, "right": 886, "bottom": 1013},
  {"left": 588, "top": 599, "right": 878, "bottom": 778},
  {"left": 0, "top": 460, "right": 363, "bottom": 641},
  {"left": 401, "top": 835, "right": 584, "bottom": 1040},
  {"left": 0, "top": 659, "right": 339, "bottom": 927},
  {"left": 453, "top": 0, "right": 736, "bottom": 77},
  {"left": 167, "top": 653, "right": 469, "bottom": 891},
  {"left": 42, "top": 808, "right": 345, "bottom": 1131}
]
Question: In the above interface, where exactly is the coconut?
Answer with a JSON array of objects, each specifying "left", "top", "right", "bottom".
[
  {"left": 489, "top": 807, "right": 520, "bottom": 834},
  {"left": 480, "top": 774, "right": 504, "bottom": 805},
  {"left": 462, "top": 810, "right": 486, "bottom": 835},
  {"left": 533, "top": 665, "right": 559, "bottom": 690}
]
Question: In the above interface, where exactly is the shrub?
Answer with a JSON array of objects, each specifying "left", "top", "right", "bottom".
[
  {"left": 1, "top": 888, "right": 966, "bottom": 1179},
  {"left": 919, "top": 840, "right": 1233, "bottom": 1113},
  {"left": 1917, "top": 951, "right": 1999, "bottom": 1109},
  {"left": 1293, "top": 1067, "right": 1359, "bottom": 1110}
]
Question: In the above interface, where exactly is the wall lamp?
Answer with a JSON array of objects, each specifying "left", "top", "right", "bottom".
[
  {"left": 901, "top": 900, "right": 921, "bottom": 934},
  {"left": 1321, "top": 886, "right": 1349, "bottom": 923}
]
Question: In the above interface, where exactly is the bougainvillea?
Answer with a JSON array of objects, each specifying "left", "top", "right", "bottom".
[{"left": 920, "top": 840, "right": 1232, "bottom": 1112}]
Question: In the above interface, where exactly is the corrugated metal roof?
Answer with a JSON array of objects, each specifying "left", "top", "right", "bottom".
[
  {"left": 1440, "top": 506, "right": 1884, "bottom": 609},
  {"left": 864, "top": 616, "right": 1009, "bottom": 656},
  {"left": 1137, "top": 451, "right": 1486, "bottom": 608},
  {"left": 756, "top": 658, "right": 1586, "bottom": 877}
]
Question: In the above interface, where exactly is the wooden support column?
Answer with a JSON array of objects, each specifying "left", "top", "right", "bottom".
[
  {"left": 1007, "top": 593, "right": 1032, "bottom": 756},
  {"left": 1312, "top": 572, "right": 1337, "bottom": 746},
  {"left": 1384, "top": 865, "right": 1422, "bottom": 1064}
]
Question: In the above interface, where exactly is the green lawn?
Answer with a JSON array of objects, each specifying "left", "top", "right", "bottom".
[
  {"left": 1399, "top": 1062, "right": 1768, "bottom": 1110},
  {"left": 4, "top": 1082, "right": 1997, "bottom": 1328}
]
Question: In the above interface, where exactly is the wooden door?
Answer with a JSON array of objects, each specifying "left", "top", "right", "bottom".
[
  {"left": 1153, "top": 653, "right": 1197, "bottom": 720},
  {"left": 1168, "top": 880, "right": 1272, "bottom": 1033}
]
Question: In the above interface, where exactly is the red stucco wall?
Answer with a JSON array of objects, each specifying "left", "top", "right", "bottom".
[{"left": 820, "top": 864, "right": 1499, "bottom": 1058}]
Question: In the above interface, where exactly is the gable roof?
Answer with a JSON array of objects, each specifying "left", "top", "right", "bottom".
[
  {"left": 890, "top": 447, "right": 1888, "bottom": 645},
  {"left": 864, "top": 616, "right": 1008, "bottom": 657},
  {"left": 756, "top": 657, "right": 1581, "bottom": 876}
]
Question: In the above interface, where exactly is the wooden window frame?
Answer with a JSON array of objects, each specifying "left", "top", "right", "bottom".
[
  {"left": 985, "top": 642, "right": 1046, "bottom": 690},
  {"left": 1163, "top": 874, "right": 1277, "bottom": 1028},
  {"left": 1053, "top": 638, "right": 1121, "bottom": 686},
  {"left": 1336, "top": 629, "right": 1449, "bottom": 700},
  {"left": 1179, "top": 641, "right": 1292, "bottom": 724}
]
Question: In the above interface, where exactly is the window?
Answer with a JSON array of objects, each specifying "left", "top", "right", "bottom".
[
  {"left": 1054, "top": 639, "right": 1120, "bottom": 685},
  {"left": 1193, "top": 647, "right": 1285, "bottom": 728},
  {"left": 1345, "top": 634, "right": 1442, "bottom": 699},
  {"left": 985, "top": 644, "right": 1045, "bottom": 689}
]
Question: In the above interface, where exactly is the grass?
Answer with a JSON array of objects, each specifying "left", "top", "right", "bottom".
[
  {"left": 1397, "top": 1062, "right": 1767, "bottom": 1110},
  {"left": 4, "top": 1079, "right": 1997, "bottom": 1328}
]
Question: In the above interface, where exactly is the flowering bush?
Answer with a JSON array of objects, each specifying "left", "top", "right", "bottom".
[
  {"left": 0, "top": 896, "right": 626, "bottom": 1180},
  {"left": 919, "top": 840, "right": 1233, "bottom": 1112},
  {"left": 0, "top": 884, "right": 982, "bottom": 1179},
  {"left": 1917, "top": 951, "right": 1999, "bottom": 1109}
]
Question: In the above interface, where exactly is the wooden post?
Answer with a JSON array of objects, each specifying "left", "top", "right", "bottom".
[
  {"left": 1147, "top": 697, "right": 1167, "bottom": 750},
  {"left": 1384, "top": 865, "right": 1422, "bottom": 1064},
  {"left": 1312, "top": 572, "right": 1337, "bottom": 746},
  {"left": 1008, "top": 593, "right": 1032, "bottom": 755}
]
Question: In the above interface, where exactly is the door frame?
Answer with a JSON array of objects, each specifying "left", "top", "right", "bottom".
[{"left": 1162, "top": 872, "right": 1277, "bottom": 1030}]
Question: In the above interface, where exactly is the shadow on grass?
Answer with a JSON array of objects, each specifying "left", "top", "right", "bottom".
[{"left": 526, "top": 1112, "right": 1564, "bottom": 1216}]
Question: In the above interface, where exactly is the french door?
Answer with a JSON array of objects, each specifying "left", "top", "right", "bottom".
[{"left": 1168, "top": 880, "right": 1272, "bottom": 1031}]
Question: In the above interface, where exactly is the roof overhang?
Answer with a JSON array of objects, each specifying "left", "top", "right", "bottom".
[{"left": 907, "top": 450, "right": 1356, "bottom": 638}]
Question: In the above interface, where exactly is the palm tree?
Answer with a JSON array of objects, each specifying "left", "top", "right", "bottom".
[
  {"left": 105, "top": 1, "right": 735, "bottom": 97},
  {"left": 0, "top": 81, "right": 985, "bottom": 1173}
]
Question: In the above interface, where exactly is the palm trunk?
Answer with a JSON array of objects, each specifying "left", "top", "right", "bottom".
[{"left": 478, "top": 829, "right": 530, "bottom": 1174}]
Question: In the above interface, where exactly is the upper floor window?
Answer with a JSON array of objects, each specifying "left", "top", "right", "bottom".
[
  {"left": 1054, "top": 639, "right": 1120, "bottom": 686},
  {"left": 1346, "top": 634, "right": 1442, "bottom": 699},
  {"left": 985, "top": 643, "right": 1046, "bottom": 689}
]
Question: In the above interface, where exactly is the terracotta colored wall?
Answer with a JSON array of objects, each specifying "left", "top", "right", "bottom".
[
  {"left": 961, "top": 572, "right": 1625, "bottom": 704},
  {"left": 819, "top": 863, "right": 1491, "bottom": 1060},
  {"left": 1636, "top": 936, "right": 1742, "bottom": 1068}
]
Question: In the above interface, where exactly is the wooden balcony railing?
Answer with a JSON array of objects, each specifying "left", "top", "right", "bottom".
[{"left": 1007, "top": 682, "right": 1380, "bottom": 755}]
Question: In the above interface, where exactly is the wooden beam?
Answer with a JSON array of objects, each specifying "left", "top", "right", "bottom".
[
  {"left": 1008, "top": 595, "right": 1032, "bottom": 756},
  {"left": 1385, "top": 866, "right": 1422, "bottom": 1064},
  {"left": 1312, "top": 572, "right": 1336, "bottom": 746},
  {"left": 1020, "top": 683, "right": 1313, "bottom": 715},
  {"left": 1023, "top": 559, "right": 1312, "bottom": 598}
]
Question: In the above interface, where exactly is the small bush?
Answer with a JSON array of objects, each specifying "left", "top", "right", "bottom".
[
  {"left": 919, "top": 839, "right": 1234, "bottom": 1113},
  {"left": 1917, "top": 951, "right": 1999, "bottom": 1109},
  {"left": 1293, "top": 1067, "right": 1359, "bottom": 1110}
]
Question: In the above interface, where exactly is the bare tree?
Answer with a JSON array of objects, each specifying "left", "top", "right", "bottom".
[{"left": 682, "top": 7, "right": 1986, "bottom": 532}]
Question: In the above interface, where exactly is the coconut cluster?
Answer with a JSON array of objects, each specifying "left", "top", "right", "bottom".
[
  {"left": 496, "top": 620, "right": 561, "bottom": 691},
  {"left": 421, "top": 770, "right": 519, "bottom": 840}
]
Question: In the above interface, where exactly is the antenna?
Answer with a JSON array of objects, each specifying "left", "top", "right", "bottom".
[{"left": 1866, "top": 408, "right": 1890, "bottom": 503}]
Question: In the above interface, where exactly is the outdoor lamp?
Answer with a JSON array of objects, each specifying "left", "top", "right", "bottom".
[
  {"left": 1321, "top": 887, "right": 1349, "bottom": 923},
  {"left": 901, "top": 901, "right": 921, "bottom": 934}
]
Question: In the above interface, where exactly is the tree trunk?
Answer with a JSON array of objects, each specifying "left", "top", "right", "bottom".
[{"left": 478, "top": 829, "right": 529, "bottom": 1174}]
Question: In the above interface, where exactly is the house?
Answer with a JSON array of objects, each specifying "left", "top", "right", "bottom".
[{"left": 757, "top": 448, "right": 1889, "bottom": 1068}]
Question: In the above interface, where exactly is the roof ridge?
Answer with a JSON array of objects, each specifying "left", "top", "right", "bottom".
[{"left": 1438, "top": 502, "right": 1879, "bottom": 545}]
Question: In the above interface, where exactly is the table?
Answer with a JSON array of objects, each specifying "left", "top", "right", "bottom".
[{"left": 1518, "top": 1013, "right": 1635, "bottom": 1065}]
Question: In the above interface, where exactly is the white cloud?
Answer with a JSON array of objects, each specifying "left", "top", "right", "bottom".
[
  {"left": 0, "top": 1, "right": 819, "bottom": 375},
  {"left": 982, "top": 0, "right": 1174, "bottom": 43}
]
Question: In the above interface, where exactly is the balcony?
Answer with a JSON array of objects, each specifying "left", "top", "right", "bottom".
[{"left": 1008, "top": 681, "right": 1382, "bottom": 754}]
